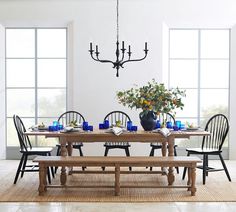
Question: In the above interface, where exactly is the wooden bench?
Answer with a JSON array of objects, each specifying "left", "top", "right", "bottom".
[{"left": 33, "top": 156, "right": 201, "bottom": 196}]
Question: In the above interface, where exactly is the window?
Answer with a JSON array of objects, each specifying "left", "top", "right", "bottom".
[
  {"left": 169, "top": 29, "right": 230, "bottom": 148},
  {"left": 6, "top": 28, "right": 67, "bottom": 147}
]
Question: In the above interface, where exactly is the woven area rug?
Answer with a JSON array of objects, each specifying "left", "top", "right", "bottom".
[{"left": 0, "top": 160, "right": 236, "bottom": 202}]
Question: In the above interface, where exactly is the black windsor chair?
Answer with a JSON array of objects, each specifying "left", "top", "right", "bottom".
[
  {"left": 55, "top": 111, "right": 86, "bottom": 173},
  {"left": 13, "top": 115, "right": 54, "bottom": 184},
  {"left": 182, "top": 114, "right": 231, "bottom": 184},
  {"left": 102, "top": 111, "right": 132, "bottom": 171}
]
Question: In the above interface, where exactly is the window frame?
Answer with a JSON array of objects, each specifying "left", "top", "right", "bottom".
[
  {"left": 5, "top": 27, "right": 68, "bottom": 147},
  {"left": 168, "top": 28, "right": 230, "bottom": 124}
]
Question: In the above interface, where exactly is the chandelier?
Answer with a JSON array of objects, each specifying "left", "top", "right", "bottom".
[{"left": 89, "top": 0, "right": 149, "bottom": 77}]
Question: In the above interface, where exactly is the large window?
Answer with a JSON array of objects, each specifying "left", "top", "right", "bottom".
[
  {"left": 6, "top": 28, "right": 67, "bottom": 147},
  {"left": 169, "top": 29, "right": 230, "bottom": 148}
]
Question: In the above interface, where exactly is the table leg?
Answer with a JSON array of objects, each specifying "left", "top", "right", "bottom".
[
  {"left": 115, "top": 164, "right": 120, "bottom": 196},
  {"left": 161, "top": 141, "right": 167, "bottom": 175},
  {"left": 38, "top": 164, "right": 47, "bottom": 195},
  {"left": 67, "top": 142, "right": 74, "bottom": 175},
  {"left": 167, "top": 136, "right": 175, "bottom": 185},
  {"left": 60, "top": 137, "right": 67, "bottom": 185}
]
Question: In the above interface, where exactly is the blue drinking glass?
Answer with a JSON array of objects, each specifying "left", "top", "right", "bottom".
[
  {"left": 83, "top": 121, "right": 89, "bottom": 130},
  {"left": 49, "top": 126, "right": 54, "bottom": 131},
  {"left": 88, "top": 125, "right": 93, "bottom": 131},
  {"left": 173, "top": 125, "right": 179, "bottom": 131},
  {"left": 53, "top": 121, "right": 59, "bottom": 126},
  {"left": 104, "top": 120, "right": 109, "bottom": 129},
  {"left": 131, "top": 126, "right": 138, "bottom": 131},
  {"left": 58, "top": 124, "right": 63, "bottom": 130},
  {"left": 166, "top": 121, "right": 173, "bottom": 129},
  {"left": 127, "top": 121, "right": 133, "bottom": 131},
  {"left": 99, "top": 123, "right": 104, "bottom": 129},
  {"left": 175, "top": 120, "right": 181, "bottom": 129},
  {"left": 156, "top": 120, "right": 161, "bottom": 129}
]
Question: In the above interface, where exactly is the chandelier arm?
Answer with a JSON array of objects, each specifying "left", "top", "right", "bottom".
[
  {"left": 89, "top": 52, "right": 101, "bottom": 62},
  {"left": 95, "top": 56, "right": 115, "bottom": 65},
  {"left": 89, "top": 52, "right": 114, "bottom": 64},
  {"left": 120, "top": 52, "right": 148, "bottom": 66}
]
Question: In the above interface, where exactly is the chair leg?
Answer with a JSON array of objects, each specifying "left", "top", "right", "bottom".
[
  {"left": 47, "top": 167, "right": 51, "bottom": 184},
  {"left": 48, "top": 152, "right": 55, "bottom": 178},
  {"left": 102, "top": 147, "right": 109, "bottom": 171},
  {"left": 206, "top": 154, "right": 209, "bottom": 176},
  {"left": 203, "top": 154, "right": 207, "bottom": 185},
  {"left": 14, "top": 154, "right": 25, "bottom": 184},
  {"left": 219, "top": 153, "right": 231, "bottom": 182},
  {"left": 149, "top": 147, "right": 155, "bottom": 171},
  {"left": 78, "top": 146, "right": 83, "bottom": 156},
  {"left": 56, "top": 145, "right": 61, "bottom": 156},
  {"left": 55, "top": 146, "right": 61, "bottom": 174},
  {"left": 174, "top": 146, "right": 179, "bottom": 174},
  {"left": 125, "top": 147, "right": 132, "bottom": 171},
  {"left": 182, "top": 152, "right": 190, "bottom": 180},
  {"left": 20, "top": 154, "right": 28, "bottom": 178},
  {"left": 78, "top": 147, "right": 86, "bottom": 171}
]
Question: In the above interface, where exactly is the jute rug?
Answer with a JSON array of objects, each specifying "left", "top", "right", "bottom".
[{"left": 0, "top": 160, "right": 236, "bottom": 202}]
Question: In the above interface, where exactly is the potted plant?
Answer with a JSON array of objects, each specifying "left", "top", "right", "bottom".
[{"left": 116, "top": 79, "right": 186, "bottom": 131}]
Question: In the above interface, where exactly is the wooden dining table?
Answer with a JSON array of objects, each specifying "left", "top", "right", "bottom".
[{"left": 25, "top": 129, "right": 210, "bottom": 185}]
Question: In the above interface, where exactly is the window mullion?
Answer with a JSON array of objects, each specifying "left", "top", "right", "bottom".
[
  {"left": 35, "top": 28, "right": 38, "bottom": 146},
  {"left": 198, "top": 29, "right": 201, "bottom": 126}
]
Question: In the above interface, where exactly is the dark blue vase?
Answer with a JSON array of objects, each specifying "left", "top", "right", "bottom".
[{"left": 139, "top": 110, "right": 157, "bottom": 131}]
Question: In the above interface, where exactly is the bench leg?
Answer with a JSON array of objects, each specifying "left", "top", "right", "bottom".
[
  {"left": 38, "top": 164, "right": 47, "bottom": 195},
  {"left": 115, "top": 164, "right": 120, "bottom": 196},
  {"left": 60, "top": 166, "right": 67, "bottom": 186},
  {"left": 167, "top": 166, "right": 175, "bottom": 185},
  {"left": 190, "top": 167, "right": 197, "bottom": 196},
  {"left": 187, "top": 167, "right": 191, "bottom": 191}
]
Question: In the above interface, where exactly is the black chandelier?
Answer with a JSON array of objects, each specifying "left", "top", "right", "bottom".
[{"left": 89, "top": 0, "right": 149, "bottom": 77}]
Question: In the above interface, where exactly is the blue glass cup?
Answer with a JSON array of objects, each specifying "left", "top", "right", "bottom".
[
  {"left": 180, "top": 123, "right": 185, "bottom": 130},
  {"left": 131, "top": 126, "right": 138, "bottom": 131},
  {"left": 88, "top": 125, "right": 93, "bottom": 131},
  {"left": 127, "top": 121, "right": 133, "bottom": 131},
  {"left": 166, "top": 121, "right": 173, "bottom": 129},
  {"left": 83, "top": 121, "right": 89, "bottom": 130},
  {"left": 49, "top": 126, "right": 54, "bottom": 131},
  {"left": 53, "top": 121, "right": 59, "bottom": 126},
  {"left": 156, "top": 120, "right": 161, "bottom": 129},
  {"left": 99, "top": 123, "right": 104, "bottom": 129},
  {"left": 175, "top": 120, "right": 181, "bottom": 129},
  {"left": 58, "top": 124, "right": 63, "bottom": 130},
  {"left": 104, "top": 120, "right": 109, "bottom": 129},
  {"left": 173, "top": 125, "right": 179, "bottom": 131}
]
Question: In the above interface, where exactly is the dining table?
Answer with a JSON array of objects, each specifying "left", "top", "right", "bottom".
[{"left": 25, "top": 129, "right": 210, "bottom": 186}]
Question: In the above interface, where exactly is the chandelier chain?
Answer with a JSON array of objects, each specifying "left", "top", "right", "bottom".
[{"left": 116, "top": 0, "right": 119, "bottom": 42}]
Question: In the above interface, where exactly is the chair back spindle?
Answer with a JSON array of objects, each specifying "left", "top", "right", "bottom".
[
  {"left": 58, "top": 111, "right": 85, "bottom": 126},
  {"left": 202, "top": 114, "right": 229, "bottom": 151},
  {"left": 104, "top": 111, "right": 131, "bottom": 127},
  {"left": 13, "top": 115, "right": 32, "bottom": 152}
]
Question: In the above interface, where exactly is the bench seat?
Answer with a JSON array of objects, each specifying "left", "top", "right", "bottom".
[{"left": 33, "top": 156, "right": 201, "bottom": 196}]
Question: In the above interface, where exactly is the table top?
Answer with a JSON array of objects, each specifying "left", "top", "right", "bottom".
[{"left": 25, "top": 129, "right": 210, "bottom": 143}]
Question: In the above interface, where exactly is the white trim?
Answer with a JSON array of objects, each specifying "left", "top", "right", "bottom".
[{"left": 0, "top": 24, "right": 6, "bottom": 159}]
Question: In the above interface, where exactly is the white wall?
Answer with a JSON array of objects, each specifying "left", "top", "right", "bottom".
[
  {"left": 0, "top": 0, "right": 236, "bottom": 158},
  {"left": 0, "top": 24, "right": 6, "bottom": 159}
]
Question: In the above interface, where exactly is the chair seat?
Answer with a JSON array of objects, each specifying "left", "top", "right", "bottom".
[
  {"left": 56, "top": 143, "right": 83, "bottom": 148},
  {"left": 20, "top": 147, "right": 53, "bottom": 154},
  {"left": 104, "top": 142, "right": 130, "bottom": 147},
  {"left": 150, "top": 143, "right": 178, "bottom": 148},
  {"left": 186, "top": 147, "right": 222, "bottom": 154}
]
